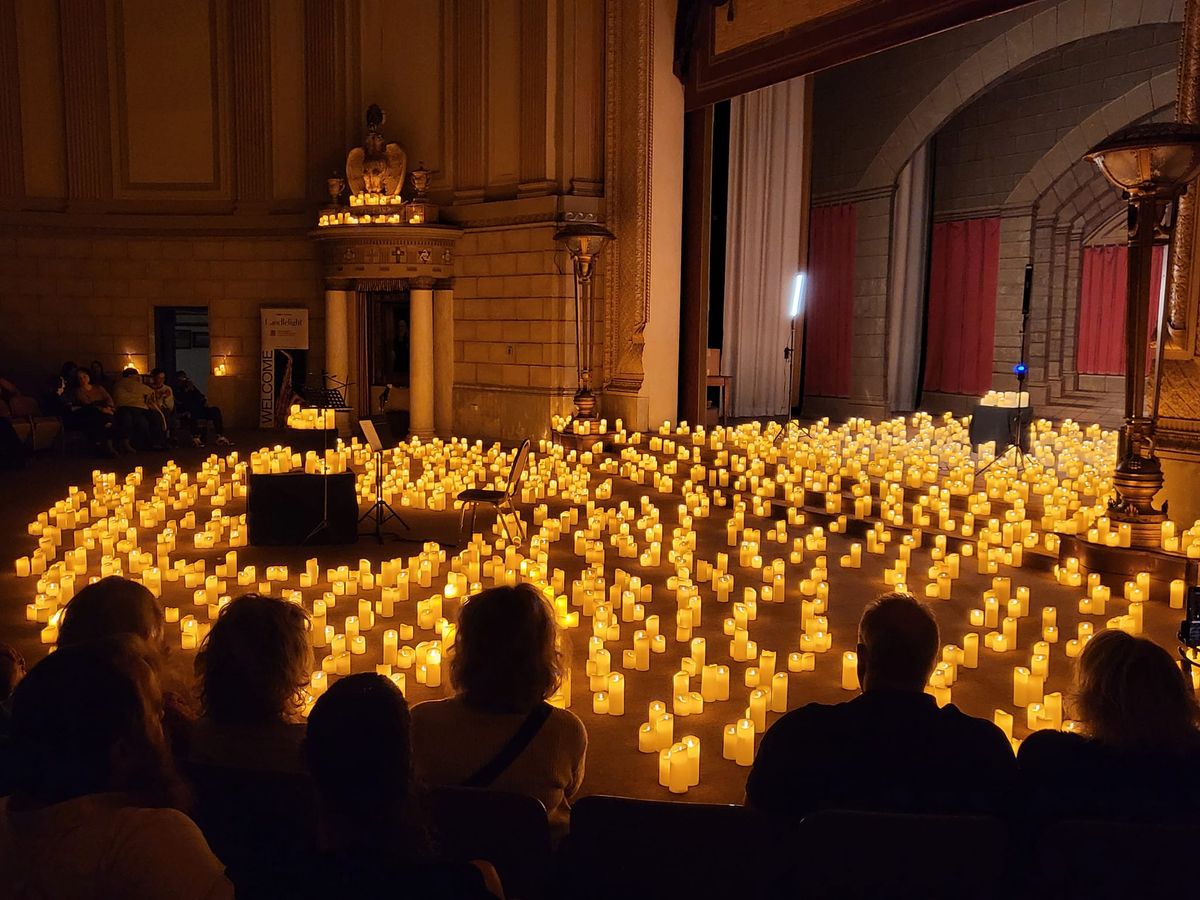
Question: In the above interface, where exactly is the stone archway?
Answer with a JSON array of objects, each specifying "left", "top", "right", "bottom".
[
  {"left": 857, "top": 0, "right": 1183, "bottom": 191},
  {"left": 1006, "top": 72, "right": 1177, "bottom": 208}
]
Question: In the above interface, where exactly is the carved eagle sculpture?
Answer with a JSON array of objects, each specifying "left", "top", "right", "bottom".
[{"left": 346, "top": 104, "right": 407, "bottom": 198}]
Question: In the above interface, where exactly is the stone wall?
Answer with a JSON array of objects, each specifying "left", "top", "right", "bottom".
[
  {"left": 806, "top": 0, "right": 1185, "bottom": 425},
  {"left": 0, "top": 230, "right": 323, "bottom": 427},
  {"left": 0, "top": 0, "right": 689, "bottom": 440},
  {"left": 933, "top": 23, "right": 1179, "bottom": 215},
  {"left": 449, "top": 223, "right": 579, "bottom": 438}
]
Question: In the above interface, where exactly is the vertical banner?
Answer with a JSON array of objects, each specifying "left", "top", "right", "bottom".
[
  {"left": 259, "top": 349, "right": 275, "bottom": 427},
  {"left": 260, "top": 308, "right": 310, "bottom": 428}
]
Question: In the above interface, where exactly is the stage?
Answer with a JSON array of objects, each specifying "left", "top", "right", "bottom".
[{"left": 1, "top": 416, "right": 1190, "bottom": 805}]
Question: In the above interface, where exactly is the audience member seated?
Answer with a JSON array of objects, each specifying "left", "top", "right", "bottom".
[
  {"left": 112, "top": 367, "right": 166, "bottom": 451},
  {"left": 1018, "top": 629, "right": 1200, "bottom": 822},
  {"left": 746, "top": 592, "right": 1016, "bottom": 818},
  {"left": 58, "top": 575, "right": 193, "bottom": 757},
  {"left": 88, "top": 359, "right": 114, "bottom": 391},
  {"left": 59, "top": 575, "right": 167, "bottom": 653},
  {"left": 148, "top": 368, "right": 182, "bottom": 445},
  {"left": 111, "top": 367, "right": 166, "bottom": 451},
  {"left": 248, "top": 673, "right": 502, "bottom": 899},
  {"left": 173, "top": 370, "right": 231, "bottom": 448},
  {"left": 412, "top": 583, "right": 587, "bottom": 840},
  {"left": 0, "top": 637, "right": 233, "bottom": 899},
  {"left": 69, "top": 368, "right": 119, "bottom": 457},
  {"left": 190, "top": 593, "right": 310, "bottom": 774}
]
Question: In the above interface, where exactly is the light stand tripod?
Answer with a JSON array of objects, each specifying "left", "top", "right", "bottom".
[
  {"left": 773, "top": 285, "right": 811, "bottom": 447},
  {"left": 357, "top": 419, "right": 408, "bottom": 544},
  {"left": 976, "top": 264, "right": 1036, "bottom": 478}
]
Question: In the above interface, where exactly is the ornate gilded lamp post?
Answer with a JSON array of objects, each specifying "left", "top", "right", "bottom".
[
  {"left": 554, "top": 223, "right": 614, "bottom": 420},
  {"left": 1085, "top": 122, "right": 1200, "bottom": 547}
]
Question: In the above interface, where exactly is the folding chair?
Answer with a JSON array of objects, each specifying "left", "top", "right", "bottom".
[{"left": 457, "top": 438, "right": 531, "bottom": 545}]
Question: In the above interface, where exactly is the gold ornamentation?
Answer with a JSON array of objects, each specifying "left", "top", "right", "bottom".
[{"left": 346, "top": 104, "right": 407, "bottom": 199}]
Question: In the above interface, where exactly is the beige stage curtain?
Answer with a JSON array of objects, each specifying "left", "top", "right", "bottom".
[
  {"left": 887, "top": 142, "right": 931, "bottom": 413},
  {"left": 722, "top": 77, "right": 807, "bottom": 418}
]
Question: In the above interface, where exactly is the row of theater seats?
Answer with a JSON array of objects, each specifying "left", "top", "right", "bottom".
[
  {"left": 190, "top": 759, "right": 1191, "bottom": 899},
  {"left": 0, "top": 393, "right": 61, "bottom": 451}
]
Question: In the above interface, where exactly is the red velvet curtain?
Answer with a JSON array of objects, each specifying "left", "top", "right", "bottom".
[
  {"left": 923, "top": 217, "right": 1000, "bottom": 396},
  {"left": 803, "top": 204, "right": 856, "bottom": 398},
  {"left": 1076, "top": 244, "right": 1166, "bottom": 376}
]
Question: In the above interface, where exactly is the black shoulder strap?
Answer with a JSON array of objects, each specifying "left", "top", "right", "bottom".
[{"left": 461, "top": 702, "right": 553, "bottom": 789}]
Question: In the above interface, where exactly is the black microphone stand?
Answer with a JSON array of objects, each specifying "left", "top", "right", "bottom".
[{"left": 976, "top": 264, "right": 1036, "bottom": 478}]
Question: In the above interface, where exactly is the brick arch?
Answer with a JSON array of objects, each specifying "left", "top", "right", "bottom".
[
  {"left": 1006, "top": 71, "right": 1176, "bottom": 208},
  {"left": 856, "top": 0, "right": 1182, "bottom": 191},
  {"left": 1049, "top": 159, "right": 1126, "bottom": 228},
  {"left": 1082, "top": 207, "right": 1127, "bottom": 244}
]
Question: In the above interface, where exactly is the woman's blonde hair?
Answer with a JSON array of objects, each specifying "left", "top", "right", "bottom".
[{"left": 1075, "top": 629, "right": 1200, "bottom": 751}]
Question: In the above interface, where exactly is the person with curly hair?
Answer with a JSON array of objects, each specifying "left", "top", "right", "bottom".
[{"left": 189, "top": 594, "right": 311, "bottom": 774}]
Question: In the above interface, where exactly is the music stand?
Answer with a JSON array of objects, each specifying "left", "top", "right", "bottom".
[
  {"left": 299, "top": 376, "right": 351, "bottom": 545},
  {"left": 358, "top": 419, "right": 408, "bottom": 543}
]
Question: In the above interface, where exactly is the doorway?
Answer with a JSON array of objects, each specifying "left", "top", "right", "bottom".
[
  {"left": 364, "top": 290, "right": 411, "bottom": 436},
  {"left": 155, "top": 306, "right": 210, "bottom": 393}
]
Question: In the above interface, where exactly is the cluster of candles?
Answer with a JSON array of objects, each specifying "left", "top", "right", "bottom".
[
  {"left": 249, "top": 447, "right": 350, "bottom": 476},
  {"left": 286, "top": 406, "right": 337, "bottom": 431},
  {"left": 10, "top": 411, "right": 1199, "bottom": 798},
  {"left": 316, "top": 194, "right": 428, "bottom": 227},
  {"left": 979, "top": 390, "right": 1031, "bottom": 408},
  {"left": 551, "top": 416, "right": 620, "bottom": 437}
]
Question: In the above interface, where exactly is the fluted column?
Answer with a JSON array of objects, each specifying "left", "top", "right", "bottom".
[
  {"left": 434, "top": 285, "right": 455, "bottom": 437},
  {"left": 60, "top": 0, "right": 112, "bottom": 204},
  {"left": 324, "top": 289, "right": 351, "bottom": 397},
  {"left": 231, "top": 0, "right": 271, "bottom": 208},
  {"left": 452, "top": 0, "right": 486, "bottom": 203},
  {"left": 409, "top": 282, "right": 435, "bottom": 438}
]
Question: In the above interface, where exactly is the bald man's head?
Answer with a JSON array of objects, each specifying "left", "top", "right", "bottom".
[{"left": 857, "top": 593, "right": 940, "bottom": 692}]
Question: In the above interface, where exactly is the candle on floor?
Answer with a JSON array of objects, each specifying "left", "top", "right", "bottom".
[{"left": 841, "top": 651, "right": 860, "bottom": 691}]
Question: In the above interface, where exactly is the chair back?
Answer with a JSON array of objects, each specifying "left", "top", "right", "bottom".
[
  {"left": 794, "top": 809, "right": 1008, "bottom": 899},
  {"left": 560, "top": 795, "right": 791, "bottom": 899},
  {"left": 1033, "top": 818, "right": 1200, "bottom": 897},
  {"left": 183, "top": 760, "right": 319, "bottom": 889},
  {"left": 425, "top": 785, "right": 551, "bottom": 900},
  {"left": 706, "top": 348, "right": 722, "bottom": 376},
  {"left": 504, "top": 439, "right": 532, "bottom": 500},
  {"left": 7, "top": 395, "right": 39, "bottom": 418}
]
